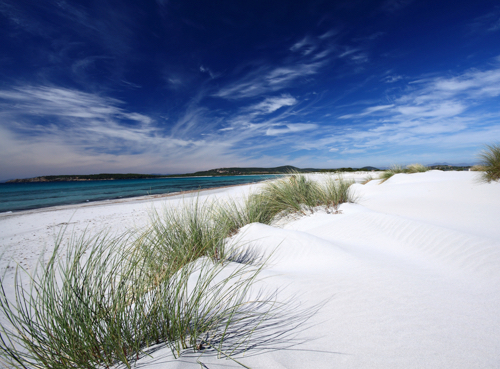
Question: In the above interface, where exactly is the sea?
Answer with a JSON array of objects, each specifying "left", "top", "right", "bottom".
[{"left": 0, "top": 175, "right": 279, "bottom": 213}]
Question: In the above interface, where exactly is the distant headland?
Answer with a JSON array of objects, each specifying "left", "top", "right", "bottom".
[{"left": 5, "top": 173, "right": 167, "bottom": 183}]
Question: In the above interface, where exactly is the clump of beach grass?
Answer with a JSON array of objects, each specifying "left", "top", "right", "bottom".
[
  {"left": 317, "top": 175, "right": 355, "bottom": 213},
  {"left": 379, "top": 164, "right": 429, "bottom": 183},
  {"left": 250, "top": 173, "right": 355, "bottom": 220},
  {"left": 470, "top": 165, "right": 486, "bottom": 171},
  {"left": 478, "top": 143, "right": 500, "bottom": 182},
  {"left": 406, "top": 163, "right": 429, "bottom": 173},
  {"left": 214, "top": 194, "right": 276, "bottom": 236},
  {"left": 139, "top": 198, "right": 230, "bottom": 273},
  {"left": 378, "top": 165, "right": 403, "bottom": 183},
  {"left": 257, "top": 173, "right": 322, "bottom": 217},
  {"left": 361, "top": 174, "right": 374, "bottom": 185},
  {"left": 0, "top": 204, "right": 274, "bottom": 368}
]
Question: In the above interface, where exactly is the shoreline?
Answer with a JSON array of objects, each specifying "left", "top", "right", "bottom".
[{"left": 0, "top": 180, "right": 265, "bottom": 218}]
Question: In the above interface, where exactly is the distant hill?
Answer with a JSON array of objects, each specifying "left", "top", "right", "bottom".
[
  {"left": 426, "top": 162, "right": 473, "bottom": 167},
  {"left": 172, "top": 166, "right": 301, "bottom": 177},
  {"left": 427, "top": 165, "right": 471, "bottom": 171},
  {"left": 169, "top": 165, "right": 381, "bottom": 177}
]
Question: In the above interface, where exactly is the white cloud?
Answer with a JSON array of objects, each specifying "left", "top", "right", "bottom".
[
  {"left": 428, "top": 69, "right": 500, "bottom": 98},
  {"left": 290, "top": 36, "right": 317, "bottom": 55},
  {"left": 468, "top": 10, "right": 500, "bottom": 34},
  {"left": 214, "top": 34, "right": 333, "bottom": 100},
  {"left": 338, "top": 47, "right": 360, "bottom": 58},
  {"left": 247, "top": 94, "right": 297, "bottom": 114},
  {"left": 319, "top": 29, "right": 338, "bottom": 39},
  {"left": 266, "top": 123, "right": 318, "bottom": 136},
  {"left": 214, "top": 61, "right": 325, "bottom": 100},
  {"left": 299, "top": 64, "right": 500, "bottom": 161},
  {"left": 341, "top": 148, "right": 366, "bottom": 154},
  {"left": 0, "top": 85, "right": 168, "bottom": 159},
  {"left": 383, "top": 75, "right": 403, "bottom": 83},
  {"left": 396, "top": 101, "right": 466, "bottom": 118},
  {"left": 290, "top": 36, "right": 311, "bottom": 51},
  {"left": 339, "top": 104, "right": 394, "bottom": 119},
  {"left": 0, "top": 86, "right": 152, "bottom": 124},
  {"left": 337, "top": 46, "right": 369, "bottom": 64},
  {"left": 200, "top": 65, "right": 216, "bottom": 78}
]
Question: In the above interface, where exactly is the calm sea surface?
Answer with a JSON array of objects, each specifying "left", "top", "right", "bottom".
[{"left": 0, "top": 175, "right": 278, "bottom": 213}]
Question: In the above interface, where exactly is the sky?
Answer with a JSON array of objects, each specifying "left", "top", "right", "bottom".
[{"left": 1, "top": 0, "right": 500, "bottom": 180}]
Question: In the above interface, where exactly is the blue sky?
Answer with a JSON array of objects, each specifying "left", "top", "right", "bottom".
[{"left": 1, "top": 0, "right": 499, "bottom": 179}]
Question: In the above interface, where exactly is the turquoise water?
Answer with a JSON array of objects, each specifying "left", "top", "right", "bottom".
[{"left": 0, "top": 175, "right": 278, "bottom": 213}]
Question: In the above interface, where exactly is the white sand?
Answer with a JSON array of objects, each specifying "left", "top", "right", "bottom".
[{"left": 1, "top": 171, "right": 499, "bottom": 368}]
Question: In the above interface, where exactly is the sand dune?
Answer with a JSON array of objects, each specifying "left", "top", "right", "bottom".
[{"left": 1, "top": 171, "right": 499, "bottom": 368}]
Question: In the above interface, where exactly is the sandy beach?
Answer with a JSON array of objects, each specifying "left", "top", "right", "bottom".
[{"left": 1, "top": 170, "right": 499, "bottom": 368}]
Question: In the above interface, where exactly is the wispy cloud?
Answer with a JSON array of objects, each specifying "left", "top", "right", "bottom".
[
  {"left": 339, "top": 104, "right": 394, "bottom": 119},
  {"left": 246, "top": 94, "right": 297, "bottom": 114},
  {"left": 290, "top": 36, "right": 317, "bottom": 55},
  {"left": 335, "top": 44, "right": 371, "bottom": 65},
  {"left": 313, "top": 64, "right": 500, "bottom": 160},
  {"left": 468, "top": 9, "right": 500, "bottom": 34},
  {"left": 319, "top": 29, "right": 338, "bottom": 39},
  {"left": 266, "top": 123, "right": 318, "bottom": 136},
  {"left": 381, "top": 0, "right": 415, "bottom": 13},
  {"left": 213, "top": 33, "right": 335, "bottom": 100},
  {"left": 200, "top": 65, "right": 217, "bottom": 79},
  {"left": 213, "top": 61, "right": 325, "bottom": 99},
  {"left": 0, "top": 86, "right": 151, "bottom": 123},
  {"left": 383, "top": 74, "right": 403, "bottom": 83}
]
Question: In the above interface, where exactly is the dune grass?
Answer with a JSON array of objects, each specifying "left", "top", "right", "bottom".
[
  {"left": 478, "top": 143, "right": 500, "bottom": 182},
  {"left": 214, "top": 194, "right": 276, "bottom": 237},
  {"left": 361, "top": 174, "right": 374, "bottom": 185},
  {"left": 406, "top": 163, "right": 429, "bottom": 173},
  {"left": 257, "top": 174, "right": 322, "bottom": 217},
  {"left": 0, "top": 223, "right": 274, "bottom": 368},
  {"left": 316, "top": 175, "right": 355, "bottom": 213},
  {"left": 252, "top": 173, "right": 355, "bottom": 219},
  {"left": 215, "top": 173, "right": 355, "bottom": 231},
  {"left": 470, "top": 165, "right": 486, "bottom": 171},
  {"left": 139, "top": 198, "right": 230, "bottom": 272},
  {"left": 379, "top": 164, "right": 429, "bottom": 183},
  {"left": 0, "top": 173, "right": 355, "bottom": 368}
]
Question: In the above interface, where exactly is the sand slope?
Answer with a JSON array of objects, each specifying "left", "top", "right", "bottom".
[{"left": 1, "top": 171, "right": 499, "bottom": 368}]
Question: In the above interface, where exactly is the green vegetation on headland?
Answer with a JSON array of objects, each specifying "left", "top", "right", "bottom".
[
  {"left": 168, "top": 165, "right": 301, "bottom": 177},
  {"left": 428, "top": 165, "right": 471, "bottom": 171}
]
